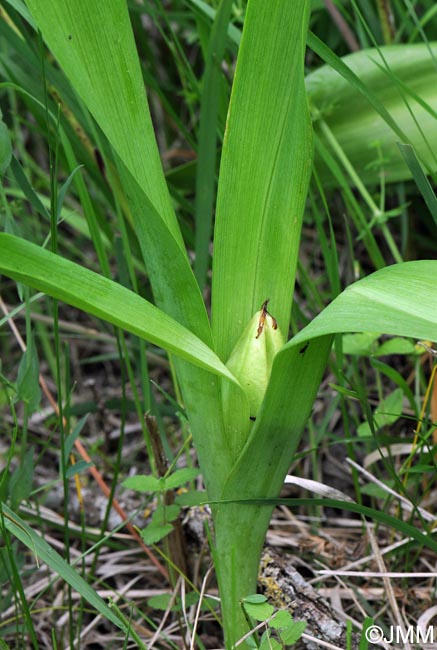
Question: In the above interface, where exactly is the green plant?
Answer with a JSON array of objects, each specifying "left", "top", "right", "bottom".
[
  {"left": 122, "top": 466, "right": 200, "bottom": 544},
  {"left": 1, "top": 1, "right": 437, "bottom": 648},
  {"left": 241, "top": 595, "right": 307, "bottom": 649}
]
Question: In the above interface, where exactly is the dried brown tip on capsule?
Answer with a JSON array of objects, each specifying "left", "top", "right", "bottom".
[
  {"left": 256, "top": 299, "right": 279, "bottom": 337},
  {"left": 256, "top": 300, "right": 269, "bottom": 339}
]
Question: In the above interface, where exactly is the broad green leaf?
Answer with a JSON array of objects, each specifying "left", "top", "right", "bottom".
[
  {"left": 212, "top": 1, "right": 312, "bottom": 360},
  {"left": 23, "top": 0, "right": 212, "bottom": 346},
  {"left": 23, "top": 1, "right": 214, "bottom": 353},
  {"left": 289, "top": 261, "right": 437, "bottom": 346},
  {"left": 306, "top": 42, "right": 437, "bottom": 185},
  {"left": 0, "top": 227, "right": 238, "bottom": 496},
  {"left": 0, "top": 503, "right": 129, "bottom": 633},
  {"left": 0, "top": 233, "right": 236, "bottom": 384}
]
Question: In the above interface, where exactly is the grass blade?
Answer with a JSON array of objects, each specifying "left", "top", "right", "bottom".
[
  {"left": 0, "top": 503, "right": 131, "bottom": 635},
  {"left": 306, "top": 32, "right": 408, "bottom": 143},
  {"left": 398, "top": 143, "right": 437, "bottom": 230},
  {"left": 216, "top": 497, "right": 437, "bottom": 554}
]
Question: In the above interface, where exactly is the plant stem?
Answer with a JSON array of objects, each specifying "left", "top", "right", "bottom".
[{"left": 213, "top": 503, "right": 272, "bottom": 649}]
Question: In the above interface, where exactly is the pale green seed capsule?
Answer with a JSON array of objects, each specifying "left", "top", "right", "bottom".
[{"left": 225, "top": 301, "right": 285, "bottom": 418}]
